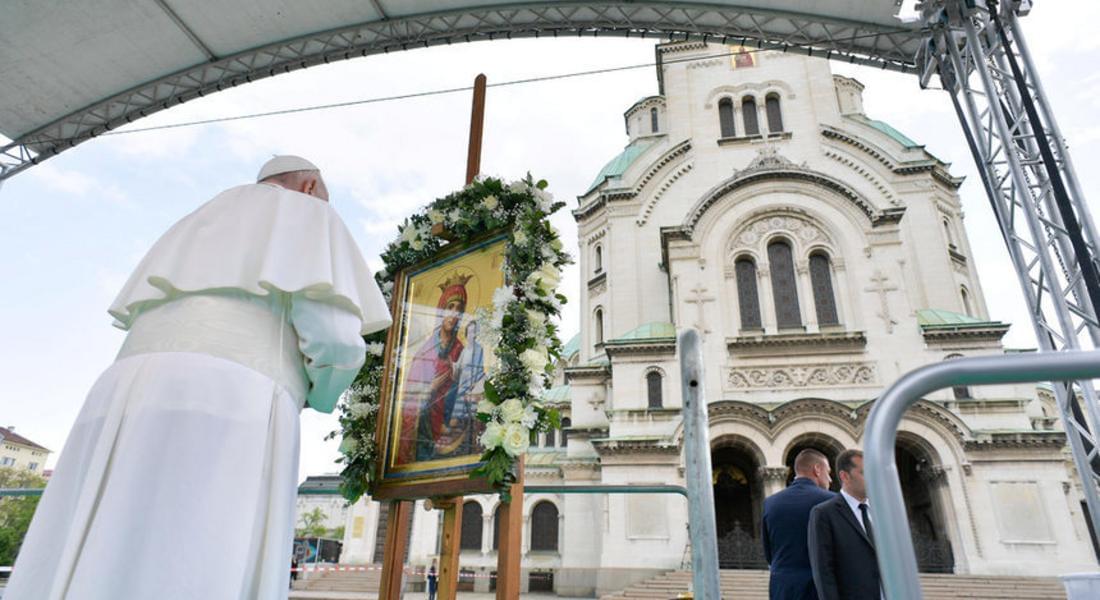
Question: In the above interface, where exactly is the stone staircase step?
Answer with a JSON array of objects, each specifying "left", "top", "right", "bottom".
[{"left": 601, "top": 569, "right": 1067, "bottom": 600}]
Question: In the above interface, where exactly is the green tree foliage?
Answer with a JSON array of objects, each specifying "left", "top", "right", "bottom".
[
  {"left": 0, "top": 467, "right": 47, "bottom": 565},
  {"left": 296, "top": 507, "right": 329, "bottom": 538}
]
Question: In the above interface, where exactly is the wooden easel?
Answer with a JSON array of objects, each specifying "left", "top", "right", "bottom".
[{"left": 376, "top": 73, "right": 525, "bottom": 600}]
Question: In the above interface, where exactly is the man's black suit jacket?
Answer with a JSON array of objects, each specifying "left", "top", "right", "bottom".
[
  {"left": 807, "top": 493, "right": 881, "bottom": 600},
  {"left": 761, "top": 477, "right": 835, "bottom": 600}
]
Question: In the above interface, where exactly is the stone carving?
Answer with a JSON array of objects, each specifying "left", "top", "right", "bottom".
[
  {"left": 757, "top": 466, "right": 790, "bottom": 483},
  {"left": 684, "top": 283, "right": 716, "bottom": 335},
  {"left": 729, "top": 212, "right": 832, "bottom": 257},
  {"left": 865, "top": 270, "right": 899, "bottom": 333},
  {"left": 727, "top": 362, "right": 877, "bottom": 389}
]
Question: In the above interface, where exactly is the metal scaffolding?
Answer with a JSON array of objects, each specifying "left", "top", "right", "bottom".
[{"left": 919, "top": 0, "right": 1100, "bottom": 551}]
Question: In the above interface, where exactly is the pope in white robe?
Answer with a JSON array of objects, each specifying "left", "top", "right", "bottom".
[{"left": 5, "top": 156, "right": 392, "bottom": 600}]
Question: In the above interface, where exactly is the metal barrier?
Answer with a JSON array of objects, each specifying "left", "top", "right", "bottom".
[{"left": 865, "top": 349, "right": 1100, "bottom": 600}]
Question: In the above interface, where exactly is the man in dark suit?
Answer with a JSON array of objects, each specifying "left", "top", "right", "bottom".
[
  {"left": 809, "top": 449, "right": 881, "bottom": 600},
  {"left": 760, "top": 448, "right": 835, "bottom": 600}
]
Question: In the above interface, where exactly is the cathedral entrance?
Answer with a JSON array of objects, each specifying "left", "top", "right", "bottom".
[
  {"left": 783, "top": 433, "right": 844, "bottom": 492},
  {"left": 712, "top": 443, "right": 766, "bottom": 569},
  {"left": 896, "top": 438, "right": 955, "bottom": 573}
]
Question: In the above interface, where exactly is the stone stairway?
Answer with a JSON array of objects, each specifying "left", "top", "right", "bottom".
[
  {"left": 601, "top": 569, "right": 1068, "bottom": 599},
  {"left": 291, "top": 566, "right": 383, "bottom": 593}
]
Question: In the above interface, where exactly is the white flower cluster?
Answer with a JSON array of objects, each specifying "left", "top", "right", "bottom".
[
  {"left": 399, "top": 221, "right": 432, "bottom": 251},
  {"left": 365, "top": 342, "right": 385, "bottom": 357},
  {"left": 478, "top": 398, "right": 539, "bottom": 457}
]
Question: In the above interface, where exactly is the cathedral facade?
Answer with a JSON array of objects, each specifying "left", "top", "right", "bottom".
[{"left": 337, "top": 42, "right": 1096, "bottom": 597}]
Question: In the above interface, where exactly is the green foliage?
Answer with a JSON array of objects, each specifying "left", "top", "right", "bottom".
[
  {"left": 0, "top": 467, "right": 47, "bottom": 565},
  {"left": 331, "top": 175, "right": 571, "bottom": 502},
  {"left": 296, "top": 506, "right": 329, "bottom": 538}
]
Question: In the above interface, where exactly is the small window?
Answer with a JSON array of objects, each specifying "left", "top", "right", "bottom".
[
  {"left": 28, "top": 462, "right": 38, "bottom": 471},
  {"left": 742, "top": 96, "right": 760, "bottom": 136},
  {"left": 735, "top": 258, "right": 762, "bottom": 329},
  {"left": 960, "top": 286, "right": 972, "bottom": 316},
  {"left": 460, "top": 501, "right": 483, "bottom": 550},
  {"left": 765, "top": 94, "right": 783, "bottom": 133},
  {"left": 0, "top": 457, "right": 14, "bottom": 466},
  {"left": 595, "top": 245, "right": 603, "bottom": 274},
  {"left": 809, "top": 252, "right": 839, "bottom": 326},
  {"left": 530, "top": 502, "right": 559, "bottom": 551},
  {"left": 946, "top": 354, "right": 972, "bottom": 399},
  {"left": 650, "top": 107, "right": 659, "bottom": 133},
  {"left": 943, "top": 219, "right": 954, "bottom": 247},
  {"left": 719, "top": 98, "right": 736, "bottom": 138},
  {"left": 560, "top": 417, "right": 571, "bottom": 447},
  {"left": 595, "top": 309, "right": 604, "bottom": 347},
  {"left": 768, "top": 240, "right": 801, "bottom": 328},
  {"left": 647, "top": 371, "right": 663, "bottom": 409}
]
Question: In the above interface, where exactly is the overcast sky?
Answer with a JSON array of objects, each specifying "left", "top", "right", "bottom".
[{"left": 2, "top": 1, "right": 1098, "bottom": 481}]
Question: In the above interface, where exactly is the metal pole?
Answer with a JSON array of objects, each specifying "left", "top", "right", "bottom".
[
  {"left": 865, "top": 350, "right": 1100, "bottom": 599},
  {"left": 679, "top": 328, "right": 720, "bottom": 599}
]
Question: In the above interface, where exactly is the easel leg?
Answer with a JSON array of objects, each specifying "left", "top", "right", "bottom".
[
  {"left": 435, "top": 497, "right": 464, "bottom": 600},
  {"left": 496, "top": 463, "right": 525, "bottom": 600},
  {"left": 378, "top": 500, "right": 412, "bottom": 600}
]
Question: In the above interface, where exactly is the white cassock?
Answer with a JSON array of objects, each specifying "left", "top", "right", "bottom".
[{"left": 5, "top": 183, "right": 391, "bottom": 600}]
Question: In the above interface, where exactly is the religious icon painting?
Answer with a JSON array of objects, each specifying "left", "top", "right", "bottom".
[
  {"left": 372, "top": 233, "right": 507, "bottom": 499},
  {"left": 729, "top": 44, "right": 756, "bottom": 69}
]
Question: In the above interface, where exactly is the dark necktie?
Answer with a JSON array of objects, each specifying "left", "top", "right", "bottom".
[{"left": 859, "top": 502, "right": 875, "bottom": 547}]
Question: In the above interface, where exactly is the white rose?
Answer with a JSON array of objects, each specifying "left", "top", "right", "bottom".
[
  {"left": 366, "top": 342, "right": 385, "bottom": 356},
  {"left": 513, "top": 229, "right": 529, "bottom": 246},
  {"left": 399, "top": 225, "right": 416, "bottom": 243},
  {"left": 526, "top": 309, "right": 546, "bottom": 329},
  {"left": 410, "top": 238, "right": 424, "bottom": 251},
  {"left": 339, "top": 435, "right": 358, "bottom": 455},
  {"left": 428, "top": 209, "right": 445, "bottom": 224},
  {"left": 501, "top": 422, "right": 530, "bottom": 457},
  {"left": 480, "top": 421, "right": 505, "bottom": 450},
  {"left": 520, "top": 347, "right": 548, "bottom": 373},
  {"left": 508, "top": 181, "right": 528, "bottom": 194},
  {"left": 521, "top": 405, "right": 539, "bottom": 429},
  {"left": 351, "top": 402, "right": 377, "bottom": 419},
  {"left": 500, "top": 399, "right": 525, "bottom": 423},
  {"left": 482, "top": 195, "right": 499, "bottom": 210},
  {"left": 477, "top": 399, "right": 497, "bottom": 417}
]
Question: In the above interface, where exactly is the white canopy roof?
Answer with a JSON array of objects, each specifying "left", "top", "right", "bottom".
[{"left": 0, "top": 1, "right": 924, "bottom": 179}]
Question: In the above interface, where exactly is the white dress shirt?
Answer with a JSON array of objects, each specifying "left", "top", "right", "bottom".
[{"left": 840, "top": 488, "right": 871, "bottom": 534}]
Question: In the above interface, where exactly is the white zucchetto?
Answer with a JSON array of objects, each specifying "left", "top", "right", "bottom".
[{"left": 256, "top": 155, "right": 321, "bottom": 182}]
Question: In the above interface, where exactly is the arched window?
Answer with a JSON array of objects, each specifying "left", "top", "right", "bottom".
[
  {"left": 809, "top": 252, "right": 839, "bottom": 326},
  {"left": 560, "top": 417, "right": 571, "bottom": 447},
  {"left": 943, "top": 218, "right": 954, "bottom": 247},
  {"left": 646, "top": 371, "right": 663, "bottom": 409},
  {"left": 460, "top": 501, "right": 483, "bottom": 550},
  {"left": 768, "top": 240, "right": 801, "bottom": 328},
  {"left": 719, "top": 98, "right": 736, "bottom": 138},
  {"left": 946, "top": 354, "right": 972, "bottom": 399},
  {"left": 530, "top": 502, "right": 559, "bottom": 552},
  {"left": 960, "top": 286, "right": 972, "bottom": 315},
  {"left": 545, "top": 428, "right": 556, "bottom": 448},
  {"left": 650, "top": 107, "right": 659, "bottom": 133},
  {"left": 765, "top": 94, "right": 784, "bottom": 133},
  {"left": 735, "top": 257, "right": 762, "bottom": 329},
  {"left": 492, "top": 503, "right": 504, "bottom": 550},
  {"left": 742, "top": 96, "right": 760, "bottom": 136},
  {"left": 594, "top": 245, "right": 603, "bottom": 274},
  {"left": 594, "top": 308, "right": 604, "bottom": 347}
]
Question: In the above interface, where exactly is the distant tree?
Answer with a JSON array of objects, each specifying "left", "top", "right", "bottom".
[
  {"left": 296, "top": 507, "right": 328, "bottom": 538},
  {"left": 330, "top": 526, "right": 345, "bottom": 540},
  {"left": 0, "top": 467, "right": 47, "bottom": 564}
]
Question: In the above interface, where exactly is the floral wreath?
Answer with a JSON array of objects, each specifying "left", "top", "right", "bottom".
[{"left": 329, "top": 175, "right": 569, "bottom": 502}]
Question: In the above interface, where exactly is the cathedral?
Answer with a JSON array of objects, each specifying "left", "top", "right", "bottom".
[{"left": 336, "top": 41, "right": 1096, "bottom": 596}]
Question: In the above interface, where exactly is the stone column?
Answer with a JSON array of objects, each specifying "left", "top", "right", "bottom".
[
  {"left": 758, "top": 262, "right": 775, "bottom": 334},
  {"left": 481, "top": 512, "right": 493, "bottom": 556},
  {"left": 795, "top": 260, "right": 816, "bottom": 331},
  {"left": 758, "top": 466, "right": 790, "bottom": 498}
]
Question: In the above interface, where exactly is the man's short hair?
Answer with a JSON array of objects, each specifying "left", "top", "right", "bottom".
[
  {"left": 836, "top": 449, "right": 863, "bottom": 475},
  {"left": 793, "top": 448, "right": 828, "bottom": 474}
]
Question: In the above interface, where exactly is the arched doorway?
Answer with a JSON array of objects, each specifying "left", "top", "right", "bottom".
[
  {"left": 712, "top": 440, "right": 766, "bottom": 569},
  {"left": 783, "top": 432, "right": 845, "bottom": 492},
  {"left": 896, "top": 437, "right": 955, "bottom": 573}
]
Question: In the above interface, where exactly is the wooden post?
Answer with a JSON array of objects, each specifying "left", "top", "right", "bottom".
[
  {"left": 495, "top": 458, "right": 525, "bottom": 599},
  {"left": 432, "top": 497, "right": 464, "bottom": 600},
  {"left": 377, "top": 500, "right": 412, "bottom": 600},
  {"left": 466, "top": 73, "right": 487, "bottom": 186}
]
